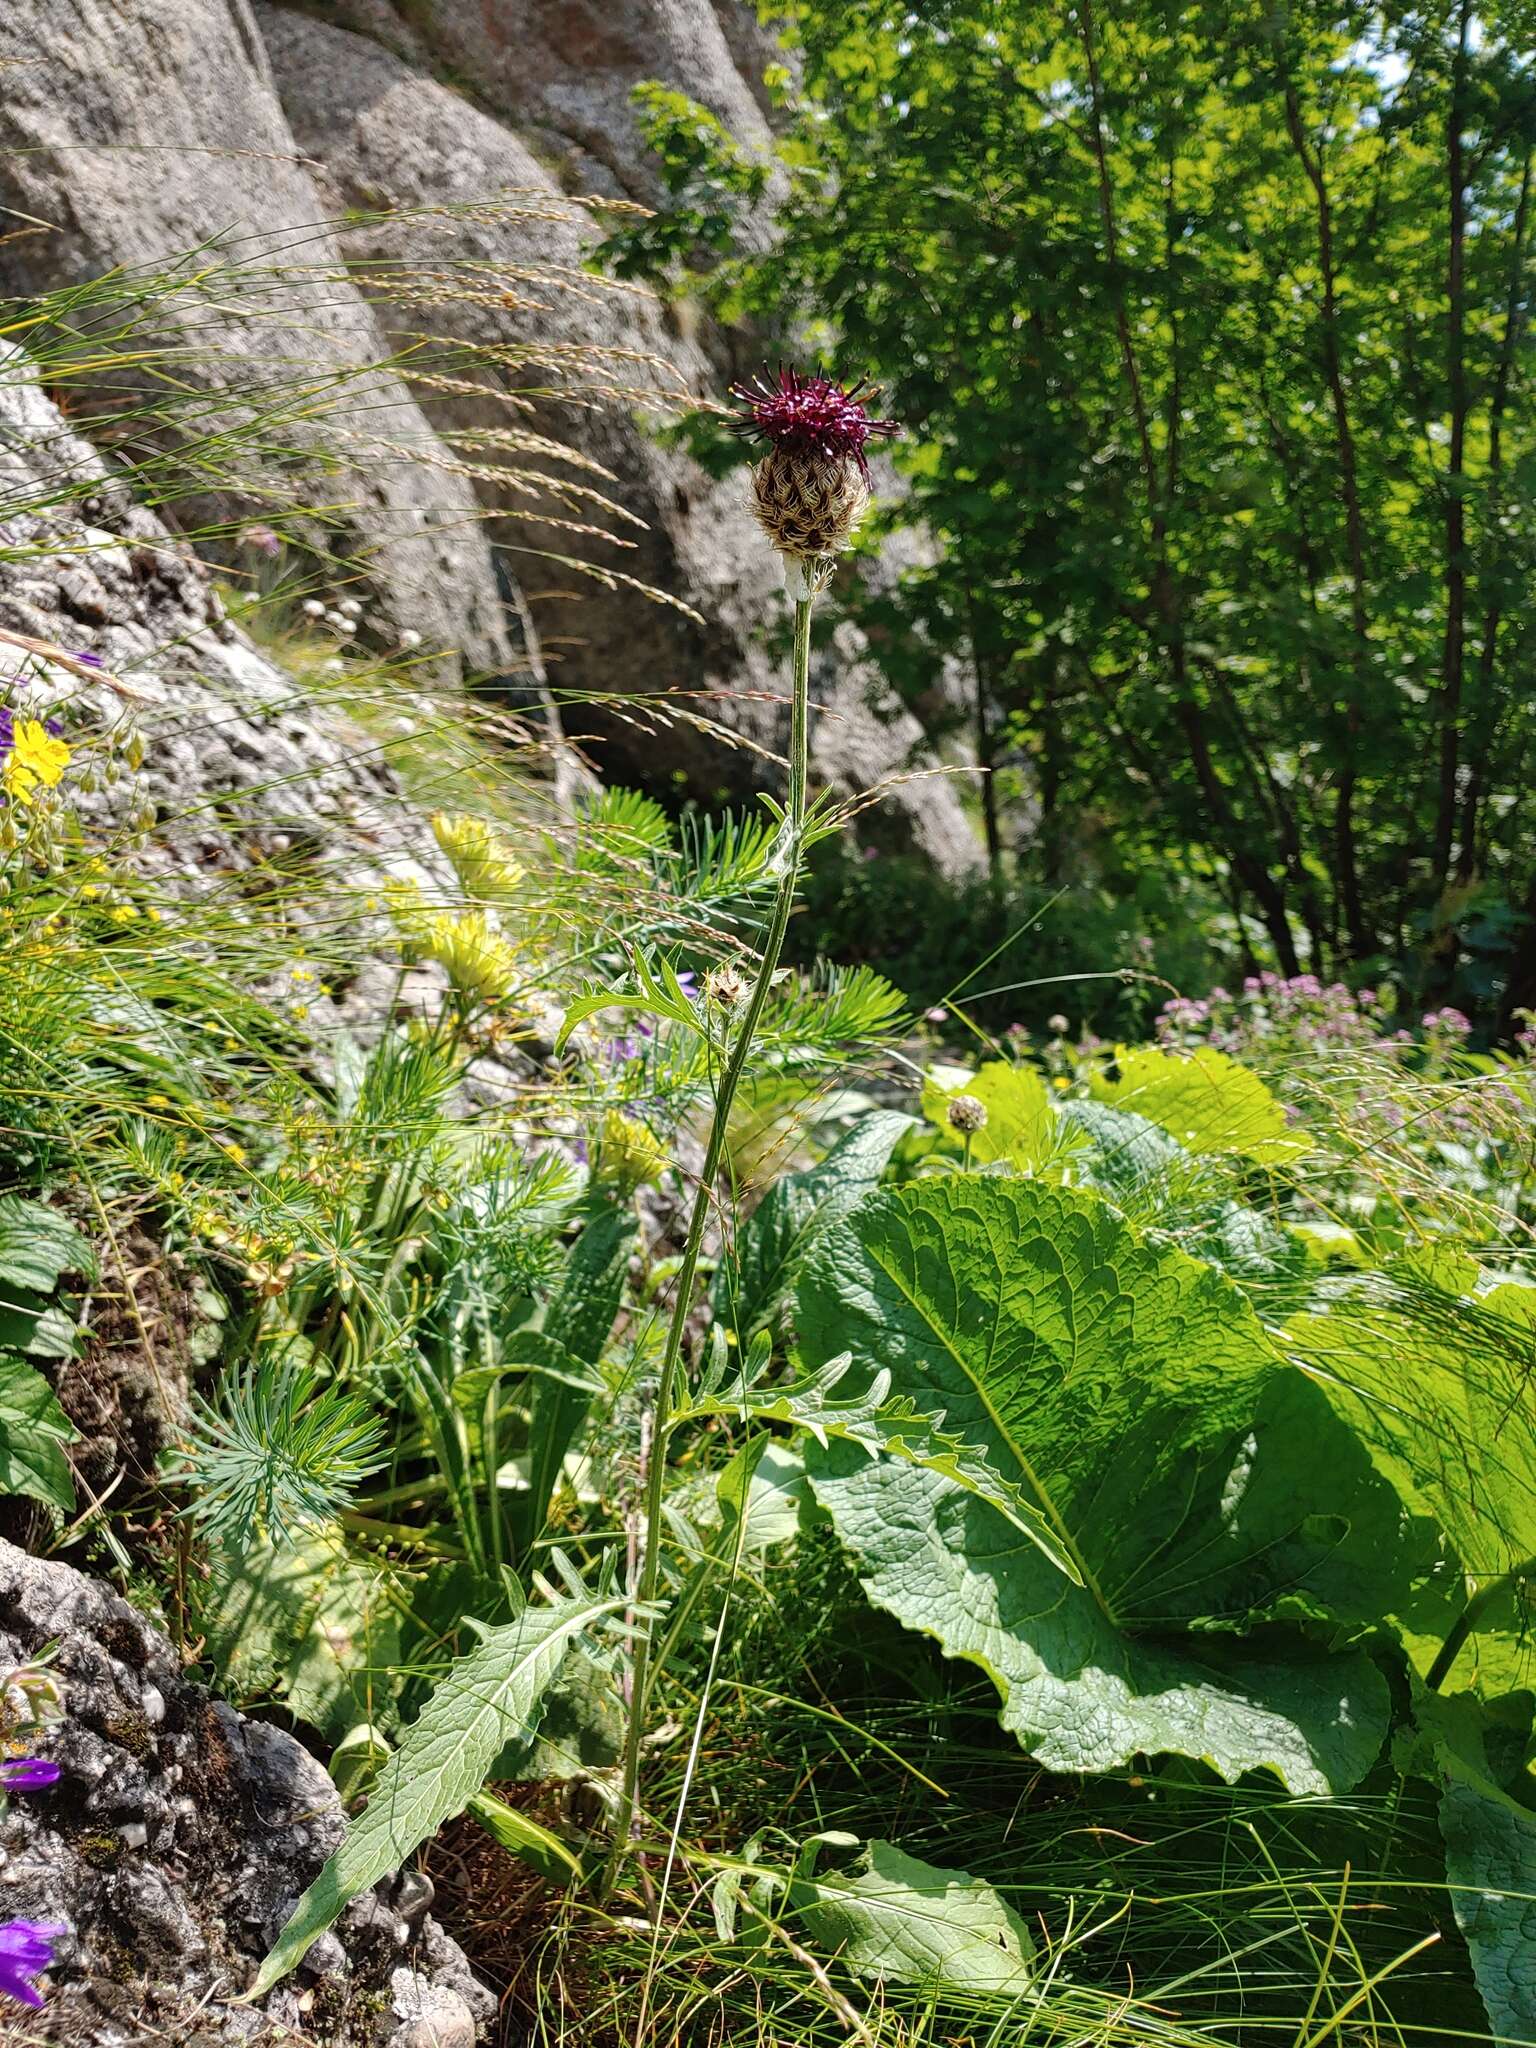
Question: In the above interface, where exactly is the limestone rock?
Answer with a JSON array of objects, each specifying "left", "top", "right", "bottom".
[
  {"left": 0, "top": 1539, "right": 496, "bottom": 2044},
  {"left": 256, "top": 7, "right": 982, "bottom": 876},
  {"left": 0, "top": 0, "right": 514, "bottom": 684}
]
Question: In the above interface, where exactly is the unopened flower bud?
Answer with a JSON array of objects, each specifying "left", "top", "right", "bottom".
[
  {"left": 730, "top": 367, "right": 897, "bottom": 577},
  {"left": 1048, "top": 1014, "right": 1069, "bottom": 1037},
  {"left": 946, "top": 1094, "right": 988, "bottom": 1135},
  {"left": 703, "top": 963, "right": 749, "bottom": 1009}
]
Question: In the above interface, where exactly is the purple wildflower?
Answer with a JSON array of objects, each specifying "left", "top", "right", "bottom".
[
  {"left": 604, "top": 1035, "right": 639, "bottom": 1066},
  {"left": 0, "top": 1920, "right": 64, "bottom": 2007},
  {"left": 675, "top": 970, "right": 698, "bottom": 999},
  {"left": 0, "top": 1759, "right": 58, "bottom": 1792},
  {"left": 729, "top": 366, "right": 898, "bottom": 482},
  {"left": 69, "top": 650, "right": 104, "bottom": 671}
]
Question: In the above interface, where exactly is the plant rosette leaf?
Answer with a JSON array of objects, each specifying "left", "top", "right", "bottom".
[
  {"left": 789, "top": 1837, "right": 1037, "bottom": 2000},
  {"left": 0, "top": 1354, "right": 77, "bottom": 1512},
  {"left": 252, "top": 1590, "right": 624, "bottom": 1992},
  {"left": 798, "top": 1176, "right": 1421, "bottom": 1791},
  {"left": 1090, "top": 1045, "right": 1310, "bottom": 1164}
]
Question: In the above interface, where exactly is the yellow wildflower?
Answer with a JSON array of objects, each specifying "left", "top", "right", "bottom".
[
  {"left": 2, "top": 721, "right": 71, "bottom": 805},
  {"left": 596, "top": 1110, "right": 669, "bottom": 1193},
  {"left": 431, "top": 813, "right": 524, "bottom": 901}
]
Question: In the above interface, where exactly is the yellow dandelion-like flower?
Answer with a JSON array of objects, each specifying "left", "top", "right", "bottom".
[{"left": 2, "top": 719, "right": 72, "bottom": 806}]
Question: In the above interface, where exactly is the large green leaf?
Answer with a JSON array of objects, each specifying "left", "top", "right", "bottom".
[
  {"left": 793, "top": 1839, "right": 1036, "bottom": 1999},
  {"left": 0, "top": 1354, "right": 77, "bottom": 1512},
  {"left": 0, "top": 1196, "right": 95, "bottom": 1293},
  {"left": 713, "top": 1109, "right": 913, "bottom": 1338},
  {"left": 799, "top": 1177, "right": 1411, "bottom": 1790},
  {"left": 1287, "top": 1262, "right": 1536, "bottom": 1582},
  {"left": 252, "top": 1591, "right": 621, "bottom": 1992},
  {"left": 921, "top": 1061, "right": 1055, "bottom": 1166},
  {"left": 1090, "top": 1046, "right": 1308, "bottom": 1164},
  {"left": 1438, "top": 1756, "right": 1536, "bottom": 2041}
]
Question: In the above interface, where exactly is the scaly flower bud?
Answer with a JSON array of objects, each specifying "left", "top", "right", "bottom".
[
  {"left": 703, "top": 962, "right": 750, "bottom": 1009},
  {"left": 731, "top": 367, "right": 898, "bottom": 587},
  {"left": 946, "top": 1094, "right": 988, "bottom": 1135}
]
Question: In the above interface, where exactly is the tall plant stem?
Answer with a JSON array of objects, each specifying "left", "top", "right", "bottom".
[{"left": 606, "top": 587, "right": 814, "bottom": 1891}]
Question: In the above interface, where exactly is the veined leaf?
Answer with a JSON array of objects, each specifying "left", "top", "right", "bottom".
[
  {"left": 0, "top": 1353, "right": 77, "bottom": 1512},
  {"left": 676, "top": 1351, "right": 1076, "bottom": 1574},
  {"left": 1438, "top": 1755, "right": 1536, "bottom": 2041},
  {"left": 196, "top": 1526, "right": 403, "bottom": 1742},
  {"left": 1287, "top": 1263, "right": 1536, "bottom": 1582},
  {"left": 791, "top": 1838, "right": 1036, "bottom": 1999},
  {"left": 921, "top": 1060, "right": 1055, "bottom": 1166},
  {"left": 466, "top": 1790, "right": 583, "bottom": 1884},
  {"left": 252, "top": 1591, "right": 622, "bottom": 1992},
  {"left": 799, "top": 1177, "right": 1411, "bottom": 1790},
  {"left": 452, "top": 1333, "right": 603, "bottom": 1409},
  {"left": 0, "top": 1196, "right": 95, "bottom": 1293},
  {"left": 712, "top": 1109, "right": 913, "bottom": 1338},
  {"left": 1090, "top": 1045, "right": 1309, "bottom": 1164}
]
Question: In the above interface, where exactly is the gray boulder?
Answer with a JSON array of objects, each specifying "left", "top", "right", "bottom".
[
  {"left": 320, "top": 0, "right": 779, "bottom": 205},
  {"left": 0, "top": 1539, "right": 496, "bottom": 2043},
  {"left": 0, "top": 0, "right": 514, "bottom": 685},
  {"left": 0, "top": 352, "right": 453, "bottom": 977}
]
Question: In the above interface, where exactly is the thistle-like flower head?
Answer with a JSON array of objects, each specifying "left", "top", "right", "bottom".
[{"left": 730, "top": 366, "right": 897, "bottom": 482}]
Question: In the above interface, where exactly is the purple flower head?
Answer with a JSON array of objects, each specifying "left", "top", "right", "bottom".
[
  {"left": 239, "top": 524, "right": 282, "bottom": 558},
  {"left": 0, "top": 1920, "right": 64, "bottom": 2007},
  {"left": 729, "top": 366, "right": 898, "bottom": 481},
  {"left": 69, "top": 650, "right": 104, "bottom": 671},
  {"left": 0, "top": 1759, "right": 59, "bottom": 1792},
  {"left": 0, "top": 707, "right": 12, "bottom": 758},
  {"left": 603, "top": 1035, "right": 639, "bottom": 1066},
  {"left": 674, "top": 970, "right": 698, "bottom": 999}
]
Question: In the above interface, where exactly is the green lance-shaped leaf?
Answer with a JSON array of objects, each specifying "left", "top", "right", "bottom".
[
  {"left": 251, "top": 1591, "right": 623, "bottom": 1993},
  {"left": 511, "top": 1206, "right": 635, "bottom": 1556},
  {"left": 798, "top": 1177, "right": 1417, "bottom": 1791}
]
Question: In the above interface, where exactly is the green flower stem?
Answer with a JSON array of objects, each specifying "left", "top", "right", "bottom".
[
  {"left": 606, "top": 587, "right": 814, "bottom": 1889},
  {"left": 1426, "top": 1553, "right": 1536, "bottom": 1692}
]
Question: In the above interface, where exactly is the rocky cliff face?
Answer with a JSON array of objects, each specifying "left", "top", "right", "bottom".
[{"left": 0, "top": 0, "right": 980, "bottom": 875}]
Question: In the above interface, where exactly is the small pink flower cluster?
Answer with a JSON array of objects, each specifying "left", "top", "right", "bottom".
[{"left": 1156, "top": 973, "right": 1387, "bottom": 1059}]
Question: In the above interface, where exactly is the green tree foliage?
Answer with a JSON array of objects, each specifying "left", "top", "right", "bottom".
[{"left": 629, "top": 1, "right": 1536, "bottom": 1017}]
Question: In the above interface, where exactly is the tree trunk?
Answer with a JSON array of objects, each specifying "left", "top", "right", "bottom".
[
  {"left": 1432, "top": 0, "right": 1473, "bottom": 897},
  {"left": 1281, "top": 80, "right": 1375, "bottom": 959},
  {"left": 1458, "top": 146, "right": 1533, "bottom": 881}
]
